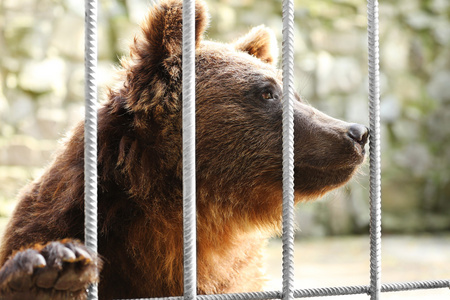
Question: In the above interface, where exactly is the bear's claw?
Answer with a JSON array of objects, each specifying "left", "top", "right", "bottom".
[{"left": 0, "top": 240, "right": 100, "bottom": 300}]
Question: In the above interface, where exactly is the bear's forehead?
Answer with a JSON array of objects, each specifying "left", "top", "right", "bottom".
[{"left": 197, "top": 41, "right": 280, "bottom": 81}]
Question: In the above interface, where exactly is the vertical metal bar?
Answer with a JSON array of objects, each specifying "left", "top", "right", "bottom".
[
  {"left": 84, "top": 0, "right": 98, "bottom": 299},
  {"left": 367, "top": 0, "right": 381, "bottom": 299},
  {"left": 182, "top": 0, "right": 197, "bottom": 300},
  {"left": 281, "top": 0, "right": 295, "bottom": 300}
]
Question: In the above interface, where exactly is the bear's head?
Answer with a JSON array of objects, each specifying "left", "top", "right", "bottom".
[{"left": 112, "top": 0, "right": 368, "bottom": 225}]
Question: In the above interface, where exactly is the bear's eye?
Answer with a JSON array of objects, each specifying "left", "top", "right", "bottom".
[{"left": 261, "top": 91, "right": 274, "bottom": 100}]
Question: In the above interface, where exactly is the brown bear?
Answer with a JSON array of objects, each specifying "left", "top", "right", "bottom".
[{"left": 0, "top": 0, "right": 368, "bottom": 299}]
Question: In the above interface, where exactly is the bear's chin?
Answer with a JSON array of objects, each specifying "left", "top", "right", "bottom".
[{"left": 293, "top": 165, "right": 360, "bottom": 199}]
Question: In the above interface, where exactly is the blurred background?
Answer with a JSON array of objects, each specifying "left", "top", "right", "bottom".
[{"left": 0, "top": 0, "right": 449, "bottom": 298}]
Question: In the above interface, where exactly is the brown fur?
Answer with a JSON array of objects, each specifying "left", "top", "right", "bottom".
[{"left": 0, "top": 0, "right": 367, "bottom": 299}]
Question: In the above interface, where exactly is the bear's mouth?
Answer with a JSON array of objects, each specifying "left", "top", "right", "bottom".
[
  {"left": 295, "top": 145, "right": 366, "bottom": 173},
  {"left": 352, "top": 142, "right": 366, "bottom": 164},
  {"left": 353, "top": 141, "right": 366, "bottom": 166},
  {"left": 352, "top": 135, "right": 367, "bottom": 153},
  {"left": 293, "top": 139, "right": 366, "bottom": 197}
]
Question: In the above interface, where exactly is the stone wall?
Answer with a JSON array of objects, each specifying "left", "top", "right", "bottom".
[{"left": 0, "top": 0, "right": 449, "bottom": 235}]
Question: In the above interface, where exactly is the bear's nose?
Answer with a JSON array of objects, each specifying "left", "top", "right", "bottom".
[{"left": 347, "top": 123, "right": 369, "bottom": 146}]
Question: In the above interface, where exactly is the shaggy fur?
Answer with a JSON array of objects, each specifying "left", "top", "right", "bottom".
[{"left": 0, "top": 0, "right": 367, "bottom": 299}]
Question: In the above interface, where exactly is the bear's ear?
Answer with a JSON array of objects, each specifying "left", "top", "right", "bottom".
[
  {"left": 234, "top": 25, "right": 278, "bottom": 65},
  {"left": 132, "top": 0, "right": 209, "bottom": 65}
]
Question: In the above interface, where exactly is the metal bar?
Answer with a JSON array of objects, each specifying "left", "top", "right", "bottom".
[
  {"left": 367, "top": 0, "right": 381, "bottom": 299},
  {"left": 381, "top": 280, "right": 450, "bottom": 293},
  {"left": 84, "top": 0, "right": 98, "bottom": 299},
  {"left": 281, "top": 0, "right": 296, "bottom": 299},
  {"left": 295, "top": 280, "right": 450, "bottom": 298},
  {"left": 116, "top": 279, "right": 450, "bottom": 300},
  {"left": 182, "top": 0, "right": 197, "bottom": 300}
]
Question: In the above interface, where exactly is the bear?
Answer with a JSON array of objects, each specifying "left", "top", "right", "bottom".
[{"left": 0, "top": 0, "right": 368, "bottom": 299}]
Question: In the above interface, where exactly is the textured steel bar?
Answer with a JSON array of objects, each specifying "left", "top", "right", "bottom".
[
  {"left": 294, "top": 285, "right": 369, "bottom": 298},
  {"left": 84, "top": 0, "right": 98, "bottom": 299},
  {"left": 295, "top": 280, "right": 450, "bottom": 298},
  {"left": 381, "top": 280, "right": 450, "bottom": 293},
  {"left": 281, "top": 0, "right": 296, "bottom": 299},
  {"left": 182, "top": 0, "right": 197, "bottom": 300},
  {"left": 367, "top": 0, "right": 381, "bottom": 299},
  {"left": 115, "top": 279, "right": 450, "bottom": 300}
]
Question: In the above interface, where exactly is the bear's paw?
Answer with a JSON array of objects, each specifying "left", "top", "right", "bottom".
[{"left": 0, "top": 240, "right": 100, "bottom": 300}]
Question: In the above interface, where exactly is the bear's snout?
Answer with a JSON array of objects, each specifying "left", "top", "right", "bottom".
[{"left": 347, "top": 123, "right": 369, "bottom": 147}]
